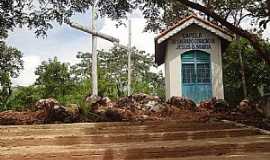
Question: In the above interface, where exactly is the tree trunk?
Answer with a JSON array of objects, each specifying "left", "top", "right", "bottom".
[
  {"left": 177, "top": 0, "right": 270, "bottom": 64},
  {"left": 236, "top": 35, "right": 248, "bottom": 98}
]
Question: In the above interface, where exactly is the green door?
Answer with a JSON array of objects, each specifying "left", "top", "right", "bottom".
[{"left": 182, "top": 50, "right": 212, "bottom": 103}]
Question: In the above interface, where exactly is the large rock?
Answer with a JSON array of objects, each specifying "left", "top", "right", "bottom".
[
  {"left": 257, "top": 95, "right": 270, "bottom": 118},
  {"left": 86, "top": 95, "right": 102, "bottom": 105},
  {"left": 35, "top": 98, "right": 58, "bottom": 112},
  {"left": 238, "top": 99, "right": 252, "bottom": 113},
  {"left": 197, "top": 98, "right": 229, "bottom": 113},
  {"left": 116, "top": 93, "right": 162, "bottom": 111},
  {"left": 214, "top": 99, "right": 230, "bottom": 112},
  {"left": 167, "top": 96, "right": 196, "bottom": 111},
  {"left": 35, "top": 98, "right": 80, "bottom": 123}
]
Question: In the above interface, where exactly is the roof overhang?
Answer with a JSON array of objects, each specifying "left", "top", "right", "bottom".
[{"left": 155, "top": 15, "right": 234, "bottom": 66}]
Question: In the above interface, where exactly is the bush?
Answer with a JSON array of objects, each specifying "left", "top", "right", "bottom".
[{"left": 7, "top": 86, "right": 43, "bottom": 111}]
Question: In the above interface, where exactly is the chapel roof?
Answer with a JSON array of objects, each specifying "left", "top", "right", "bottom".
[{"left": 155, "top": 14, "right": 234, "bottom": 66}]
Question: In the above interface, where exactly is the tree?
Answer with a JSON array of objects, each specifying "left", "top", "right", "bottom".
[
  {"left": 2, "top": 0, "right": 270, "bottom": 62},
  {"left": 72, "top": 47, "right": 165, "bottom": 99},
  {"left": 35, "top": 57, "right": 74, "bottom": 99},
  {"left": 0, "top": 41, "right": 23, "bottom": 110},
  {"left": 223, "top": 38, "right": 270, "bottom": 105}
]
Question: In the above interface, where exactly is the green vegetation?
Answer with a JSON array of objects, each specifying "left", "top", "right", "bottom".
[
  {"left": 223, "top": 38, "right": 270, "bottom": 105},
  {"left": 2, "top": 46, "right": 164, "bottom": 111},
  {"left": 1, "top": 0, "right": 270, "bottom": 111},
  {"left": 1, "top": 0, "right": 270, "bottom": 63},
  {"left": 34, "top": 57, "right": 75, "bottom": 102},
  {"left": 1, "top": 39, "right": 270, "bottom": 111},
  {"left": 0, "top": 41, "right": 23, "bottom": 110}
]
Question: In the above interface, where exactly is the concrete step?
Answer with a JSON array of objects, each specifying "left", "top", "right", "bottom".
[
  {"left": 0, "top": 128, "right": 261, "bottom": 147},
  {"left": 0, "top": 122, "right": 238, "bottom": 137},
  {"left": 0, "top": 121, "right": 269, "bottom": 160},
  {"left": 1, "top": 135, "right": 270, "bottom": 159},
  {"left": 145, "top": 153, "right": 270, "bottom": 160}
]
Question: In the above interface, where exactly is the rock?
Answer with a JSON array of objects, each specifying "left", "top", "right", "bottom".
[
  {"left": 132, "top": 93, "right": 160, "bottom": 103},
  {"left": 104, "top": 109, "right": 123, "bottom": 122},
  {"left": 214, "top": 99, "right": 229, "bottom": 112},
  {"left": 35, "top": 98, "right": 58, "bottom": 111},
  {"left": 198, "top": 100, "right": 214, "bottom": 111},
  {"left": 257, "top": 95, "right": 270, "bottom": 118},
  {"left": 35, "top": 98, "right": 80, "bottom": 123},
  {"left": 167, "top": 96, "right": 196, "bottom": 111},
  {"left": 144, "top": 101, "right": 164, "bottom": 112},
  {"left": 65, "top": 104, "right": 80, "bottom": 121},
  {"left": 239, "top": 99, "right": 252, "bottom": 113},
  {"left": 86, "top": 95, "right": 102, "bottom": 105},
  {"left": 116, "top": 93, "right": 161, "bottom": 111}
]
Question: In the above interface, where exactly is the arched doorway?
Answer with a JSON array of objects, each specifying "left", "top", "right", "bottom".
[{"left": 181, "top": 50, "right": 212, "bottom": 103}]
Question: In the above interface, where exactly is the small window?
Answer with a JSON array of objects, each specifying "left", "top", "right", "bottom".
[
  {"left": 182, "top": 50, "right": 211, "bottom": 84},
  {"left": 197, "top": 63, "right": 211, "bottom": 83},
  {"left": 182, "top": 64, "right": 196, "bottom": 83}
]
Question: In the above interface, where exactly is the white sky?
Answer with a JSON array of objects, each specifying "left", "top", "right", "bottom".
[
  {"left": 7, "top": 11, "right": 157, "bottom": 86},
  {"left": 6, "top": 11, "right": 270, "bottom": 86}
]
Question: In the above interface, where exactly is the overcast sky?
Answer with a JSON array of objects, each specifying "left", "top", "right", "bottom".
[
  {"left": 6, "top": 10, "right": 270, "bottom": 86},
  {"left": 7, "top": 10, "right": 156, "bottom": 86}
]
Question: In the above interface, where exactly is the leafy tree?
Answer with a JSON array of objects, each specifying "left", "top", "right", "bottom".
[
  {"left": 35, "top": 57, "right": 74, "bottom": 99},
  {"left": 223, "top": 38, "right": 270, "bottom": 105},
  {"left": 2, "top": 0, "right": 270, "bottom": 63},
  {"left": 0, "top": 41, "right": 23, "bottom": 110},
  {"left": 71, "top": 52, "right": 92, "bottom": 82},
  {"left": 72, "top": 47, "right": 165, "bottom": 99}
]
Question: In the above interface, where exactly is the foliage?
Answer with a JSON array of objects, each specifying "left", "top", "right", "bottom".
[
  {"left": 223, "top": 38, "right": 270, "bottom": 105},
  {"left": 8, "top": 46, "right": 164, "bottom": 110},
  {"left": 6, "top": 86, "right": 43, "bottom": 111},
  {"left": 0, "top": 41, "right": 23, "bottom": 110},
  {"left": 0, "top": 0, "right": 93, "bottom": 37},
  {"left": 1, "top": 0, "right": 268, "bottom": 34},
  {"left": 56, "top": 79, "right": 91, "bottom": 105},
  {"left": 2, "top": 0, "right": 270, "bottom": 63},
  {"left": 35, "top": 57, "right": 75, "bottom": 100},
  {"left": 71, "top": 52, "right": 92, "bottom": 82},
  {"left": 72, "top": 46, "right": 165, "bottom": 99}
]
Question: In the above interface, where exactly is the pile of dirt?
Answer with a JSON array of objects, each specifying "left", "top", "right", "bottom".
[
  {"left": 0, "top": 111, "right": 46, "bottom": 125},
  {"left": 197, "top": 98, "right": 230, "bottom": 113},
  {"left": 196, "top": 98, "right": 270, "bottom": 130},
  {"left": 167, "top": 96, "right": 196, "bottom": 110},
  {"left": 89, "top": 94, "right": 209, "bottom": 122},
  {"left": 0, "top": 98, "right": 80, "bottom": 125},
  {"left": 0, "top": 94, "right": 269, "bottom": 129}
]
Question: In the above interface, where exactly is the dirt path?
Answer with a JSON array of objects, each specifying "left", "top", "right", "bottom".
[{"left": 0, "top": 121, "right": 269, "bottom": 160}]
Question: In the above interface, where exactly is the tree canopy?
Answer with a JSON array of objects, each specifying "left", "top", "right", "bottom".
[
  {"left": 1, "top": 0, "right": 270, "bottom": 63},
  {"left": 223, "top": 38, "right": 270, "bottom": 104},
  {"left": 72, "top": 47, "right": 165, "bottom": 99},
  {"left": 35, "top": 57, "right": 74, "bottom": 98},
  {"left": 0, "top": 41, "right": 23, "bottom": 109}
]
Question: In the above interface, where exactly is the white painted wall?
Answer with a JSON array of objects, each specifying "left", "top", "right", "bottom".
[{"left": 165, "top": 24, "right": 224, "bottom": 100}]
